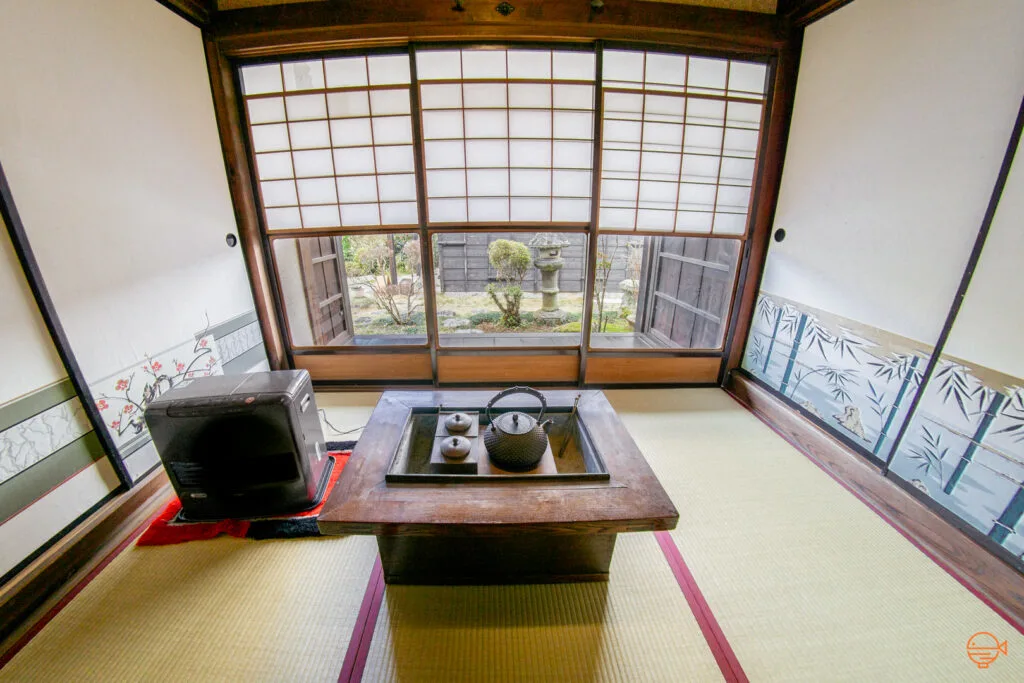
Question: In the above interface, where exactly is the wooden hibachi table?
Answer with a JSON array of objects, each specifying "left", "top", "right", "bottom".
[{"left": 318, "top": 390, "right": 678, "bottom": 584}]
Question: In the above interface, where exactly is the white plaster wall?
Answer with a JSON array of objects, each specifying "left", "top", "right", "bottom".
[
  {"left": 760, "top": 0, "right": 1024, "bottom": 346},
  {"left": 0, "top": 458, "right": 120, "bottom": 578},
  {"left": 943, "top": 134, "right": 1024, "bottom": 379},
  {"left": 0, "top": 215, "right": 66, "bottom": 406},
  {"left": 0, "top": 0, "right": 255, "bottom": 382}
]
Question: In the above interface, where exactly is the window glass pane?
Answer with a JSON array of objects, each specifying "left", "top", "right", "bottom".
[
  {"left": 273, "top": 233, "right": 426, "bottom": 346},
  {"left": 432, "top": 232, "right": 587, "bottom": 347},
  {"left": 590, "top": 235, "right": 739, "bottom": 349}
]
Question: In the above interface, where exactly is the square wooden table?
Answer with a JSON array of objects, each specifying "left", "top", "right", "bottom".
[{"left": 318, "top": 390, "right": 678, "bottom": 584}]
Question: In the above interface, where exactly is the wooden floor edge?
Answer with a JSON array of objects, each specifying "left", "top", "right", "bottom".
[
  {"left": 0, "top": 469, "right": 172, "bottom": 651},
  {"left": 724, "top": 370, "right": 1024, "bottom": 628}
]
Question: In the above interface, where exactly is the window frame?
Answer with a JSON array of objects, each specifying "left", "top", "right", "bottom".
[{"left": 229, "top": 40, "right": 779, "bottom": 386}]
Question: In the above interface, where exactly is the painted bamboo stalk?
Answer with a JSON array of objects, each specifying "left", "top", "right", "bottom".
[
  {"left": 990, "top": 486, "right": 1024, "bottom": 545},
  {"left": 944, "top": 391, "right": 1006, "bottom": 494},
  {"left": 762, "top": 306, "right": 783, "bottom": 375},
  {"left": 778, "top": 313, "right": 808, "bottom": 396},
  {"left": 872, "top": 356, "right": 921, "bottom": 457}
]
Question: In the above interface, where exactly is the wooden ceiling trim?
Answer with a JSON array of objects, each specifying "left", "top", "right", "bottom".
[
  {"left": 155, "top": 0, "right": 214, "bottom": 27},
  {"left": 210, "top": 0, "right": 786, "bottom": 59},
  {"left": 776, "top": 0, "right": 855, "bottom": 27}
]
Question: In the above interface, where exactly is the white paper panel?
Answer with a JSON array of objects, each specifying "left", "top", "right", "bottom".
[
  {"left": 553, "top": 111, "right": 593, "bottom": 140},
  {"left": 553, "top": 141, "right": 592, "bottom": 169},
  {"left": 603, "top": 50, "right": 644, "bottom": 84},
  {"left": 425, "top": 140, "right": 466, "bottom": 169},
  {"left": 676, "top": 211, "right": 713, "bottom": 232},
  {"left": 428, "top": 198, "right": 467, "bottom": 222},
  {"left": 723, "top": 128, "right": 759, "bottom": 156},
  {"left": 599, "top": 207, "right": 636, "bottom": 228},
  {"left": 601, "top": 179, "right": 638, "bottom": 202},
  {"left": 333, "top": 147, "right": 376, "bottom": 175},
  {"left": 340, "top": 203, "right": 380, "bottom": 226},
  {"left": 256, "top": 152, "right": 294, "bottom": 180},
  {"left": 297, "top": 177, "right": 337, "bottom": 204},
  {"left": 285, "top": 94, "right": 327, "bottom": 121},
  {"left": 293, "top": 149, "right": 334, "bottom": 178},
  {"left": 683, "top": 126, "right": 723, "bottom": 154},
  {"left": 420, "top": 83, "right": 463, "bottom": 109},
  {"left": 508, "top": 50, "right": 551, "bottom": 80},
  {"left": 330, "top": 118, "right": 373, "bottom": 147},
  {"left": 464, "top": 110, "right": 508, "bottom": 138},
  {"left": 367, "top": 55, "right": 411, "bottom": 85},
  {"left": 510, "top": 169, "right": 550, "bottom": 196},
  {"left": 509, "top": 110, "right": 552, "bottom": 139},
  {"left": 380, "top": 202, "right": 418, "bottom": 225},
  {"left": 687, "top": 58, "right": 728, "bottom": 93},
  {"left": 509, "top": 83, "right": 551, "bottom": 109},
  {"left": 681, "top": 155, "right": 720, "bottom": 181},
  {"left": 638, "top": 180, "right": 677, "bottom": 206},
  {"left": 553, "top": 52, "right": 595, "bottom": 81},
  {"left": 553, "top": 84, "right": 593, "bottom": 110},
  {"left": 677, "top": 182, "right": 717, "bottom": 210},
  {"left": 301, "top": 204, "right": 341, "bottom": 228},
  {"left": 261, "top": 180, "right": 297, "bottom": 207},
  {"left": 337, "top": 175, "right": 378, "bottom": 203},
  {"left": 415, "top": 51, "right": 461, "bottom": 80},
  {"left": 716, "top": 185, "right": 751, "bottom": 211},
  {"left": 422, "top": 110, "right": 464, "bottom": 139},
  {"left": 462, "top": 50, "right": 506, "bottom": 79},
  {"left": 463, "top": 83, "right": 507, "bottom": 108},
  {"left": 510, "top": 198, "right": 550, "bottom": 221},
  {"left": 552, "top": 170, "right": 591, "bottom": 197},
  {"left": 728, "top": 62, "right": 767, "bottom": 95},
  {"left": 641, "top": 151, "right": 681, "bottom": 180},
  {"left": 289, "top": 120, "right": 330, "bottom": 149},
  {"left": 713, "top": 212, "right": 747, "bottom": 235},
  {"left": 327, "top": 91, "right": 370, "bottom": 118},
  {"left": 243, "top": 65, "right": 284, "bottom": 95},
  {"left": 643, "top": 122, "right": 683, "bottom": 148},
  {"left": 645, "top": 94, "right": 685, "bottom": 121},
  {"left": 467, "top": 169, "right": 509, "bottom": 197},
  {"left": 283, "top": 60, "right": 325, "bottom": 91},
  {"left": 378, "top": 174, "right": 417, "bottom": 202},
  {"left": 604, "top": 119, "right": 642, "bottom": 144},
  {"left": 372, "top": 116, "right": 413, "bottom": 145},
  {"left": 645, "top": 53, "right": 687, "bottom": 87},
  {"left": 265, "top": 207, "right": 301, "bottom": 229},
  {"left": 727, "top": 102, "right": 763, "bottom": 128},
  {"left": 247, "top": 97, "right": 286, "bottom": 124},
  {"left": 325, "top": 56, "right": 368, "bottom": 88},
  {"left": 468, "top": 197, "right": 510, "bottom": 222},
  {"left": 686, "top": 98, "right": 725, "bottom": 125},
  {"left": 637, "top": 209, "right": 675, "bottom": 231},
  {"left": 552, "top": 198, "right": 590, "bottom": 222},
  {"left": 251, "top": 123, "right": 290, "bottom": 152},
  {"left": 720, "top": 157, "right": 755, "bottom": 183},
  {"left": 369, "top": 89, "right": 411, "bottom": 116},
  {"left": 605, "top": 91, "right": 643, "bottom": 115},
  {"left": 426, "top": 170, "right": 467, "bottom": 197},
  {"left": 509, "top": 140, "right": 551, "bottom": 168},
  {"left": 466, "top": 140, "right": 509, "bottom": 168},
  {"left": 375, "top": 145, "right": 415, "bottom": 173}
]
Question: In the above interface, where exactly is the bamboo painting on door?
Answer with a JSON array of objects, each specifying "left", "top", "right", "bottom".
[{"left": 743, "top": 292, "right": 1024, "bottom": 562}]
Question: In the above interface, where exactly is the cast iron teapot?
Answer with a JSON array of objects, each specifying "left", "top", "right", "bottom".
[{"left": 483, "top": 386, "right": 553, "bottom": 471}]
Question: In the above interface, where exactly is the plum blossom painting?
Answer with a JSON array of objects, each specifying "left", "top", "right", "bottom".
[
  {"left": 743, "top": 292, "right": 1024, "bottom": 565},
  {"left": 92, "top": 334, "right": 222, "bottom": 450}
]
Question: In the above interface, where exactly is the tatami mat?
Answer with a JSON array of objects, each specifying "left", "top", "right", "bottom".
[
  {"left": 607, "top": 388, "right": 1024, "bottom": 682},
  {"left": 0, "top": 534, "right": 379, "bottom": 682},
  {"left": 361, "top": 531, "right": 724, "bottom": 682}
]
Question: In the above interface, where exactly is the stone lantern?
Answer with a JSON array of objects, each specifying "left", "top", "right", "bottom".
[{"left": 529, "top": 233, "right": 571, "bottom": 324}]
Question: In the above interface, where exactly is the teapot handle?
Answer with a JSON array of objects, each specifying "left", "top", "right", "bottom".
[{"left": 485, "top": 386, "right": 547, "bottom": 428}]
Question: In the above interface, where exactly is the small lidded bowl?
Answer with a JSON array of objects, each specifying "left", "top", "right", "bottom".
[
  {"left": 440, "top": 435, "right": 472, "bottom": 460},
  {"left": 444, "top": 412, "right": 473, "bottom": 434}
]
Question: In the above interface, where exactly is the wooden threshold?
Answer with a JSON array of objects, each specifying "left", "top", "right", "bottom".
[
  {"left": 0, "top": 469, "right": 172, "bottom": 655},
  {"left": 726, "top": 371, "right": 1024, "bottom": 629}
]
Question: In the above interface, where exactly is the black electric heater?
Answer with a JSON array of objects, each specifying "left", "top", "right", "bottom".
[{"left": 144, "top": 370, "right": 333, "bottom": 521}]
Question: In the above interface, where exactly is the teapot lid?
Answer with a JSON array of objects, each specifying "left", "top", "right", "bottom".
[{"left": 492, "top": 411, "right": 535, "bottom": 435}]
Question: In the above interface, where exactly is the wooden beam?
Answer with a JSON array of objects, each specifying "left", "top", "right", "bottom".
[
  {"left": 154, "top": 0, "right": 214, "bottom": 27},
  {"left": 777, "top": 0, "right": 855, "bottom": 27},
  {"left": 211, "top": 0, "right": 786, "bottom": 58},
  {"left": 203, "top": 36, "right": 289, "bottom": 370},
  {"left": 726, "top": 371, "right": 1024, "bottom": 629},
  {"left": 720, "top": 26, "right": 802, "bottom": 382}
]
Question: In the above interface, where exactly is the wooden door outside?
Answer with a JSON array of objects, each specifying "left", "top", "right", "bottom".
[{"left": 297, "top": 236, "right": 353, "bottom": 345}]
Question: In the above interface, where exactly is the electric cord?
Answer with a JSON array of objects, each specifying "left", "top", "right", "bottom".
[{"left": 318, "top": 409, "right": 366, "bottom": 436}]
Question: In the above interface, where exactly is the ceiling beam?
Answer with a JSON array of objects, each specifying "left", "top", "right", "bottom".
[
  {"left": 776, "top": 0, "right": 854, "bottom": 27},
  {"left": 154, "top": 0, "right": 215, "bottom": 28},
  {"left": 210, "top": 0, "right": 786, "bottom": 59}
]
